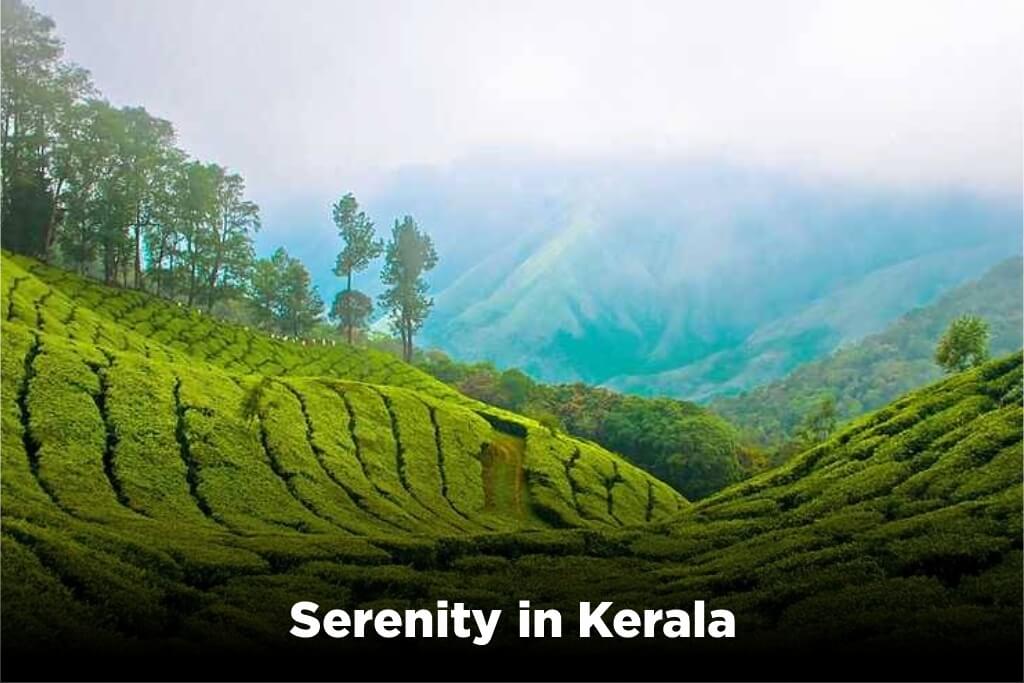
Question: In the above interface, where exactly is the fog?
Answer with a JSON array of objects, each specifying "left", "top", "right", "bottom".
[
  {"left": 35, "top": 0, "right": 1023, "bottom": 298},
  {"left": 37, "top": 0, "right": 1022, "bottom": 197}
]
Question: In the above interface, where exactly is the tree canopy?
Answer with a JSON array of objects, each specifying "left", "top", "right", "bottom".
[
  {"left": 2, "top": 0, "right": 260, "bottom": 311},
  {"left": 250, "top": 247, "right": 324, "bottom": 336},
  {"left": 332, "top": 193, "right": 382, "bottom": 343},
  {"left": 379, "top": 215, "right": 437, "bottom": 362},
  {"left": 935, "top": 314, "right": 990, "bottom": 373}
]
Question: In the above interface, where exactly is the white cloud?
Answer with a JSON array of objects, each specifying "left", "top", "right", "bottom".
[{"left": 35, "top": 0, "right": 1023, "bottom": 200}]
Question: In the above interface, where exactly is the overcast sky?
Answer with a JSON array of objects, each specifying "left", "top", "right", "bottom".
[{"left": 34, "top": 0, "right": 1022, "bottom": 203}]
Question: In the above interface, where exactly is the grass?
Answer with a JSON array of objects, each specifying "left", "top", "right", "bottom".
[{"left": 1, "top": 250, "right": 1021, "bottom": 679}]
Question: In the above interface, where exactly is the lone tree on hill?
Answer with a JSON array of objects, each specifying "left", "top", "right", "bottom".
[
  {"left": 379, "top": 215, "right": 437, "bottom": 362},
  {"left": 935, "top": 314, "right": 990, "bottom": 373},
  {"left": 332, "top": 193, "right": 382, "bottom": 343}
]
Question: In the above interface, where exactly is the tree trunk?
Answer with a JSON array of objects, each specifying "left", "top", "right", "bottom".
[
  {"left": 154, "top": 238, "right": 165, "bottom": 297},
  {"left": 346, "top": 270, "right": 353, "bottom": 345},
  {"left": 41, "top": 177, "right": 64, "bottom": 263},
  {"left": 186, "top": 233, "right": 196, "bottom": 306},
  {"left": 104, "top": 238, "right": 115, "bottom": 285},
  {"left": 403, "top": 315, "right": 413, "bottom": 362},
  {"left": 133, "top": 206, "right": 142, "bottom": 289}
]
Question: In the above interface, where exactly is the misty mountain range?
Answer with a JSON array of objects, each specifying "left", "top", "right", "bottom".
[{"left": 356, "top": 160, "right": 1020, "bottom": 400}]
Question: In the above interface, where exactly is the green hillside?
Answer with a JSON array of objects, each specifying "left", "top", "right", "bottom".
[
  {"left": 713, "top": 257, "right": 1023, "bottom": 446},
  {"left": 0, "top": 251, "right": 685, "bottom": 536},
  {"left": 1, "top": 252, "right": 1021, "bottom": 679}
]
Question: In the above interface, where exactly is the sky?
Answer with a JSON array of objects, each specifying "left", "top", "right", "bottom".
[{"left": 31, "top": 0, "right": 1024, "bottom": 284}]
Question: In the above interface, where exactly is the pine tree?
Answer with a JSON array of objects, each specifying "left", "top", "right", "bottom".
[
  {"left": 379, "top": 215, "right": 437, "bottom": 362},
  {"left": 332, "top": 193, "right": 382, "bottom": 343}
]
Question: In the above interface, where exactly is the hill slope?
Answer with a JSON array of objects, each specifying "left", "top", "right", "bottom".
[
  {"left": 712, "top": 257, "right": 1023, "bottom": 445},
  {"left": 0, "top": 251, "right": 685, "bottom": 537},
  {"left": 1, "top": 252, "right": 1020, "bottom": 680}
]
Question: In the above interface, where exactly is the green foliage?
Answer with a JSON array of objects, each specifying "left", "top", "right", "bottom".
[
  {"left": 1, "top": 253, "right": 1021, "bottom": 677},
  {"left": 795, "top": 395, "right": 837, "bottom": 445},
  {"left": 379, "top": 215, "right": 437, "bottom": 362},
  {"left": 2, "top": 0, "right": 261, "bottom": 317},
  {"left": 416, "top": 349, "right": 747, "bottom": 499},
  {"left": 935, "top": 314, "right": 990, "bottom": 373},
  {"left": 1, "top": 0, "right": 92, "bottom": 258},
  {"left": 331, "top": 192, "right": 382, "bottom": 344},
  {"left": 329, "top": 289, "right": 373, "bottom": 341},
  {"left": 332, "top": 193, "right": 382, "bottom": 277},
  {"left": 714, "top": 258, "right": 1022, "bottom": 448},
  {"left": 250, "top": 247, "right": 324, "bottom": 336}
]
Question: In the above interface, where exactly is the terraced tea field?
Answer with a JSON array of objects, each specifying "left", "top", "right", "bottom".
[
  {"left": 1, "top": 250, "right": 1021, "bottom": 680},
  {"left": 1, "top": 252, "right": 685, "bottom": 536}
]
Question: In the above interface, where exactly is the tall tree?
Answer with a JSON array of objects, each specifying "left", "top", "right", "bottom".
[
  {"left": 379, "top": 215, "right": 437, "bottom": 362},
  {"left": 175, "top": 161, "right": 219, "bottom": 305},
  {"left": 56, "top": 99, "right": 118, "bottom": 274},
  {"left": 1, "top": 0, "right": 92, "bottom": 258},
  {"left": 143, "top": 146, "right": 188, "bottom": 297},
  {"left": 331, "top": 193, "right": 382, "bottom": 343},
  {"left": 204, "top": 168, "right": 259, "bottom": 309},
  {"left": 118, "top": 106, "right": 176, "bottom": 288}
]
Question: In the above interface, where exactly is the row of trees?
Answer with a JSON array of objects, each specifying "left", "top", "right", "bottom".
[
  {"left": 2, "top": 0, "right": 260, "bottom": 312},
  {"left": 3, "top": 0, "right": 440, "bottom": 354},
  {"left": 330, "top": 193, "right": 437, "bottom": 361}
]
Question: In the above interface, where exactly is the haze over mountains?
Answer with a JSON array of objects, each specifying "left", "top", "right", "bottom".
[
  {"left": 712, "top": 256, "right": 1024, "bottom": 444},
  {"left": 364, "top": 159, "right": 1021, "bottom": 399}
]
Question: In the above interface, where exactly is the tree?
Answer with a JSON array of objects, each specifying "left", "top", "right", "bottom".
[
  {"left": 118, "top": 106, "right": 177, "bottom": 288},
  {"left": 602, "top": 399, "right": 742, "bottom": 500},
  {"left": 330, "top": 289, "right": 373, "bottom": 342},
  {"left": 332, "top": 193, "right": 382, "bottom": 344},
  {"left": 935, "top": 314, "right": 990, "bottom": 373},
  {"left": 175, "top": 161, "right": 219, "bottom": 304},
  {"left": 379, "top": 215, "right": 437, "bottom": 362},
  {"left": 1, "top": 0, "right": 93, "bottom": 258},
  {"left": 2, "top": 1, "right": 260, "bottom": 307},
  {"left": 498, "top": 368, "right": 534, "bottom": 410},
  {"left": 250, "top": 247, "right": 323, "bottom": 336},
  {"left": 204, "top": 168, "right": 258, "bottom": 309},
  {"left": 796, "top": 395, "right": 837, "bottom": 445}
]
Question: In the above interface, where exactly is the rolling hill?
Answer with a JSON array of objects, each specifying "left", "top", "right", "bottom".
[
  {"left": 0, "top": 251, "right": 684, "bottom": 536},
  {"left": 712, "top": 256, "right": 1023, "bottom": 445},
  {"left": 1, "top": 251, "right": 1020, "bottom": 680}
]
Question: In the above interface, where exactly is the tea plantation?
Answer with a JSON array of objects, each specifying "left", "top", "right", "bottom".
[{"left": 1, "top": 251, "right": 1021, "bottom": 680}]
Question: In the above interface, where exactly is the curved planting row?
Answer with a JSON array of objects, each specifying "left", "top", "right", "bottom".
[
  {"left": 0, "top": 253, "right": 686, "bottom": 537},
  {"left": 3, "top": 253, "right": 469, "bottom": 404}
]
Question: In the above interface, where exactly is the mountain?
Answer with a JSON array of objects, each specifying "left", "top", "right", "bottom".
[
  {"left": 711, "top": 257, "right": 1023, "bottom": 445},
  {"left": 382, "top": 160, "right": 1021, "bottom": 396},
  {"left": 2, "top": 251, "right": 1021, "bottom": 680}
]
